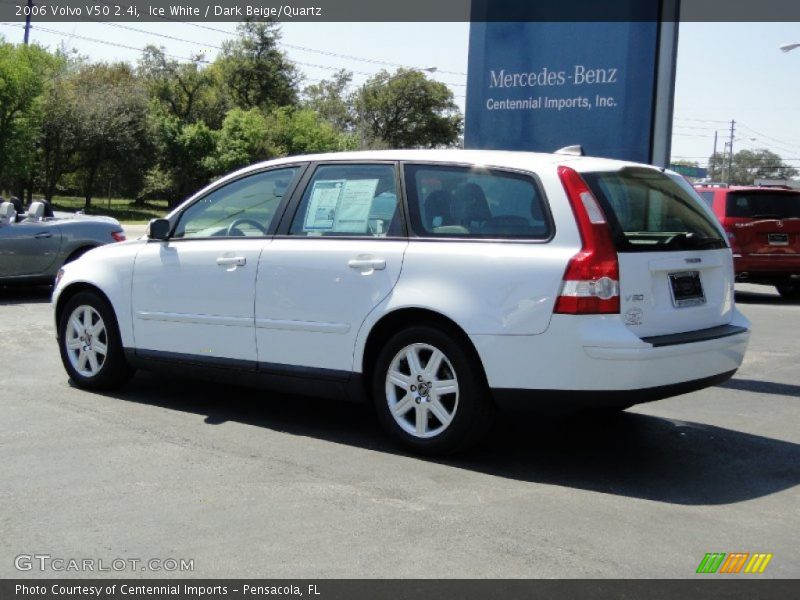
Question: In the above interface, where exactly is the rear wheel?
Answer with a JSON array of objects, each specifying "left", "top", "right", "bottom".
[
  {"left": 58, "top": 291, "right": 134, "bottom": 390},
  {"left": 776, "top": 282, "right": 800, "bottom": 299},
  {"left": 372, "top": 325, "right": 494, "bottom": 455}
]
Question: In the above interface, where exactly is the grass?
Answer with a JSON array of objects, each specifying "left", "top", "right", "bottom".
[{"left": 51, "top": 196, "right": 170, "bottom": 224}]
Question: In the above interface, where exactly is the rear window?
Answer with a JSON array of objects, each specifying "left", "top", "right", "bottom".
[
  {"left": 404, "top": 164, "right": 551, "bottom": 239},
  {"left": 725, "top": 191, "right": 800, "bottom": 219},
  {"left": 582, "top": 168, "right": 727, "bottom": 252}
]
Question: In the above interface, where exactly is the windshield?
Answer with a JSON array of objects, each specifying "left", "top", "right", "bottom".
[
  {"left": 726, "top": 191, "right": 800, "bottom": 219},
  {"left": 581, "top": 168, "right": 727, "bottom": 252}
]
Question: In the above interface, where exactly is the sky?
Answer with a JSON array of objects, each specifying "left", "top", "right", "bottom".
[{"left": 1, "top": 20, "right": 799, "bottom": 170}]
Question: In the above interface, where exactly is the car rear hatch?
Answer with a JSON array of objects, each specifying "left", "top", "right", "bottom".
[
  {"left": 724, "top": 190, "right": 800, "bottom": 256},
  {"left": 579, "top": 167, "right": 734, "bottom": 338}
]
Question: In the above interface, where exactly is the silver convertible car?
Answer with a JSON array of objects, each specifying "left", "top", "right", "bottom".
[{"left": 0, "top": 200, "right": 125, "bottom": 285}]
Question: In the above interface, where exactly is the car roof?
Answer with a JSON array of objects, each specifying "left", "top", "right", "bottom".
[
  {"left": 226, "top": 149, "right": 653, "bottom": 180},
  {"left": 168, "top": 150, "right": 667, "bottom": 217}
]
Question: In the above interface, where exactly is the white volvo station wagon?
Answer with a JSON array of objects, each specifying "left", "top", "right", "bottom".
[{"left": 53, "top": 150, "right": 750, "bottom": 453}]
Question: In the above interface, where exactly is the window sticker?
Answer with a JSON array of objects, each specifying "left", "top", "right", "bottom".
[
  {"left": 303, "top": 178, "right": 379, "bottom": 233},
  {"left": 304, "top": 180, "right": 344, "bottom": 231},
  {"left": 333, "top": 179, "right": 379, "bottom": 233}
]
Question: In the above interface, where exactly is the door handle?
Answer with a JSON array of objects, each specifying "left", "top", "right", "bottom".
[
  {"left": 216, "top": 256, "right": 246, "bottom": 267},
  {"left": 348, "top": 258, "right": 386, "bottom": 271},
  {"left": 34, "top": 232, "right": 53, "bottom": 239}
]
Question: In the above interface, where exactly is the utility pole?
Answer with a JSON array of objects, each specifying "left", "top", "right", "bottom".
[
  {"left": 23, "top": 0, "right": 33, "bottom": 44},
  {"left": 712, "top": 130, "right": 718, "bottom": 179},
  {"left": 726, "top": 119, "right": 736, "bottom": 185}
]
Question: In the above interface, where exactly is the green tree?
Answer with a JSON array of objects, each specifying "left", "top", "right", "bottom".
[
  {"left": 205, "top": 106, "right": 355, "bottom": 177},
  {"left": 266, "top": 106, "right": 356, "bottom": 156},
  {"left": 69, "top": 63, "right": 152, "bottom": 207},
  {"left": 36, "top": 69, "right": 82, "bottom": 202},
  {"left": 358, "top": 69, "right": 462, "bottom": 149},
  {"left": 215, "top": 20, "right": 299, "bottom": 112},
  {"left": 0, "top": 41, "right": 59, "bottom": 192},
  {"left": 149, "top": 112, "right": 217, "bottom": 207},
  {"left": 708, "top": 148, "right": 799, "bottom": 184},
  {"left": 204, "top": 107, "right": 279, "bottom": 175},
  {"left": 139, "top": 47, "right": 225, "bottom": 128},
  {"left": 302, "top": 69, "right": 356, "bottom": 133}
]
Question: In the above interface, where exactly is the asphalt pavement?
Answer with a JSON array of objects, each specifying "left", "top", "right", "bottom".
[{"left": 0, "top": 283, "right": 797, "bottom": 578}]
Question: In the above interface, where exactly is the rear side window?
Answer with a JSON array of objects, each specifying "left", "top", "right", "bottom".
[
  {"left": 582, "top": 168, "right": 727, "bottom": 252},
  {"left": 289, "top": 164, "right": 402, "bottom": 237},
  {"left": 726, "top": 191, "right": 800, "bottom": 219},
  {"left": 404, "top": 164, "right": 551, "bottom": 239}
]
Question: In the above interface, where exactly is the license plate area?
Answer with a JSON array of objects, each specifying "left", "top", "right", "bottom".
[
  {"left": 768, "top": 233, "right": 789, "bottom": 246},
  {"left": 669, "top": 271, "right": 706, "bottom": 308}
]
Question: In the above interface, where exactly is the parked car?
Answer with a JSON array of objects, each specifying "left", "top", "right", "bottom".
[
  {"left": 52, "top": 151, "right": 750, "bottom": 453},
  {"left": 0, "top": 200, "right": 125, "bottom": 285},
  {"left": 694, "top": 184, "right": 800, "bottom": 298}
]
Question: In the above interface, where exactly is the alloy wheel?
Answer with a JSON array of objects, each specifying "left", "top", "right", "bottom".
[
  {"left": 385, "top": 342, "right": 460, "bottom": 439},
  {"left": 64, "top": 305, "right": 108, "bottom": 378}
]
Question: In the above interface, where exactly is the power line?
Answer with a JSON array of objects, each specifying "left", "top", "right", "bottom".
[
  {"left": 736, "top": 129, "right": 800, "bottom": 156},
  {"left": 674, "top": 117, "right": 731, "bottom": 125},
  {"left": 180, "top": 20, "right": 468, "bottom": 76},
  {"left": 95, "top": 21, "right": 466, "bottom": 87},
  {"left": 744, "top": 139, "right": 800, "bottom": 158},
  {"left": 0, "top": 22, "right": 200, "bottom": 61},
  {"left": 673, "top": 124, "right": 722, "bottom": 132},
  {"left": 734, "top": 133, "right": 800, "bottom": 157},
  {"left": 737, "top": 122, "right": 800, "bottom": 151},
  {"left": 673, "top": 133, "right": 718, "bottom": 138},
  {"left": 148, "top": 17, "right": 468, "bottom": 77},
  {"left": 101, "top": 21, "right": 224, "bottom": 51}
]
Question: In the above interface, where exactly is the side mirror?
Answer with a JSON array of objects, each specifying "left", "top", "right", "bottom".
[{"left": 148, "top": 218, "right": 171, "bottom": 240}]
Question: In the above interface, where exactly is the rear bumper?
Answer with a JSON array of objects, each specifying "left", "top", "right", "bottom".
[
  {"left": 492, "top": 369, "right": 737, "bottom": 413},
  {"left": 470, "top": 311, "right": 750, "bottom": 407},
  {"left": 734, "top": 253, "right": 800, "bottom": 278}
]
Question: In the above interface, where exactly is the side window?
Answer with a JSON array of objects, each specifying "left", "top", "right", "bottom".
[
  {"left": 173, "top": 167, "right": 300, "bottom": 239},
  {"left": 289, "top": 164, "right": 402, "bottom": 237},
  {"left": 404, "top": 164, "right": 551, "bottom": 239}
]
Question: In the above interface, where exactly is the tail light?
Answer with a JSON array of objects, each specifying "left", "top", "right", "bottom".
[
  {"left": 720, "top": 219, "right": 740, "bottom": 254},
  {"left": 555, "top": 166, "right": 620, "bottom": 314},
  {"left": 111, "top": 231, "right": 126, "bottom": 242}
]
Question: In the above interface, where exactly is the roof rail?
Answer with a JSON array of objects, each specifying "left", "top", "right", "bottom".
[{"left": 693, "top": 182, "right": 728, "bottom": 188}]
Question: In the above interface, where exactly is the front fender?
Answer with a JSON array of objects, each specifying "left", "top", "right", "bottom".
[{"left": 53, "top": 240, "right": 145, "bottom": 347}]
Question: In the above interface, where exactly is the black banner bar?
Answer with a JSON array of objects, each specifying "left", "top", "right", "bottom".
[
  {"left": 4, "top": 0, "right": 800, "bottom": 23},
  {"left": 3, "top": 580, "right": 799, "bottom": 600}
]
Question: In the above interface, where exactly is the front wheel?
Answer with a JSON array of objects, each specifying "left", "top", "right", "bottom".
[
  {"left": 58, "top": 291, "right": 134, "bottom": 390},
  {"left": 776, "top": 282, "right": 800, "bottom": 299},
  {"left": 372, "top": 325, "right": 494, "bottom": 455}
]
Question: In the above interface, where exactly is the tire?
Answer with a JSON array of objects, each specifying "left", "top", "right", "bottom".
[
  {"left": 57, "top": 290, "right": 134, "bottom": 390},
  {"left": 775, "top": 282, "right": 800, "bottom": 299},
  {"left": 372, "top": 325, "right": 495, "bottom": 455}
]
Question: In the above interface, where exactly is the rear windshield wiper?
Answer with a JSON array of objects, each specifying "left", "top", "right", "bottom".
[{"left": 664, "top": 233, "right": 725, "bottom": 249}]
